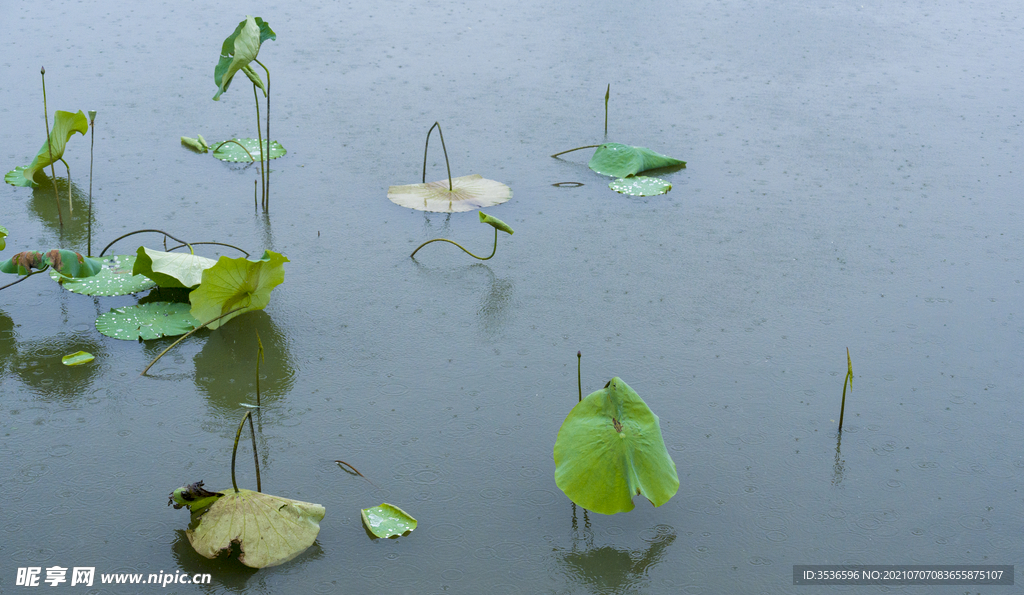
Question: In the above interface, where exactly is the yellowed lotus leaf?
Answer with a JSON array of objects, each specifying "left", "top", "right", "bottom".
[
  {"left": 186, "top": 489, "right": 325, "bottom": 568},
  {"left": 387, "top": 174, "right": 512, "bottom": 213}
]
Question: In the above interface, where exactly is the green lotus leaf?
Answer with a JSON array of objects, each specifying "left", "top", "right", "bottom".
[
  {"left": 388, "top": 174, "right": 513, "bottom": 213},
  {"left": 61, "top": 351, "right": 94, "bottom": 366},
  {"left": 241, "top": 64, "right": 266, "bottom": 96},
  {"left": 478, "top": 211, "right": 514, "bottom": 235},
  {"left": 181, "top": 136, "right": 209, "bottom": 153},
  {"left": 185, "top": 488, "right": 324, "bottom": 568},
  {"left": 361, "top": 503, "right": 418, "bottom": 539},
  {"left": 189, "top": 251, "right": 288, "bottom": 330},
  {"left": 609, "top": 176, "right": 672, "bottom": 197},
  {"left": 212, "top": 139, "right": 286, "bottom": 162},
  {"left": 95, "top": 302, "right": 200, "bottom": 341},
  {"left": 43, "top": 249, "right": 103, "bottom": 278},
  {"left": 554, "top": 377, "right": 679, "bottom": 515},
  {"left": 168, "top": 481, "right": 223, "bottom": 512},
  {"left": 133, "top": 247, "right": 218, "bottom": 288},
  {"left": 588, "top": 143, "right": 686, "bottom": 178},
  {"left": 50, "top": 254, "right": 156, "bottom": 296},
  {"left": 6, "top": 110, "right": 89, "bottom": 188},
  {"left": 1, "top": 251, "right": 45, "bottom": 275},
  {"left": 0, "top": 225, "right": 7, "bottom": 251},
  {"left": 213, "top": 16, "right": 276, "bottom": 101}
]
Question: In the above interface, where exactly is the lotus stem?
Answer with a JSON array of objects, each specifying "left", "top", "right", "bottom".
[
  {"left": 99, "top": 229, "right": 193, "bottom": 257},
  {"left": 255, "top": 58, "right": 271, "bottom": 211},
  {"left": 422, "top": 121, "right": 453, "bottom": 191},
  {"left": 577, "top": 350, "right": 582, "bottom": 403},
  {"left": 165, "top": 242, "right": 250, "bottom": 257},
  {"left": 255, "top": 330, "right": 265, "bottom": 409},
  {"left": 231, "top": 411, "right": 261, "bottom": 493},
  {"left": 59, "top": 157, "right": 72, "bottom": 215},
  {"left": 604, "top": 83, "right": 610, "bottom": 136},
  {"left": 253, "top": 82, "right": 266, "bottom": 213},
  {"left": 88, "top": 112, "right": 95, "bottom": 257},
  {"left": 140, "top": 305, "right": 248, "bottom": 375},
  {"left": 410, "top": 226, "right": 498, "bottom": 260},
  {"left": 550, "top": 145, "right": 601, "bottom": 159},
  {"left": 0, "top": 268, "right": 48, "bottom": 292},
  {"left": 41, "top": 66, "right": 63, "bottom": 228},
  {"left": 838, "top": 347, "right": 853, "bottom": 432},
  {"left": 211, "top": 139, "right": 257, "bottom": 163}
]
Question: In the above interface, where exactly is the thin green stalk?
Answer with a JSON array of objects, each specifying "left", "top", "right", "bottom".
[
  {"left": 99, "top": 229, "right": 192, "bottom": 257},
  {"left": 422, "top": 121, "right": 453, "bottom": 190},
  {"left": 41, "top": 66, "right": 63, "bottom": 228},
  {"left": 140, "top": 306, "right": 248, "bottom": 375},
  {"left": 604, "top": 83, "right": 610, "bottom": 136},
  {"left": 165, "top": 241, "right": 250, "bottom": 257},
  {"left": 255, "top": 330, "right": 265, "bottom": 408},
  {"left": 253, "top": 82, "right": 266, "bottom": 212},
  {"left": 550, "top": 145, "right": 601, "bottom": 159},
  {"left": 59, "top": 157, "right": 72, "bottom": 215},
  {"left": 88, "top": 111, "right": 96, "bottom": 256},
  {"left": 577, "top": 350, "right": 582, "bottom": 403},
  {"left": 211, "top": 139, "right": 257, "bottom": 163},
  {"left": 410, "top": 226, "right": 497, "bottom": 260},
  {"left": 0, "top": 268, "right": 48, "bottom": 292},
  {"left": 838, "top": 347, "right": 853, "bottom": 432},
  {"left": 231, "top": 411, "right": 261, "bottom": 493},
  {"left": 255, "top": 58, "right": 271, "bottom": 210}
]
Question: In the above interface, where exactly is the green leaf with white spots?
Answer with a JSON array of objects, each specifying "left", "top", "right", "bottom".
[
  {"left": 50, "top": 254, "right": 156, "bottom": 296},
  {"left": 608, "top": 176, "right": 672, "bottom": 197},
  {"left": 95, "top": 302, "right": 200, "bottom": 341},
  {"left": 361, "top": 503, "right": 417, "bottom": 539},
  {"left": 212, "top": 139, "right": 286, "bottom": 162}
]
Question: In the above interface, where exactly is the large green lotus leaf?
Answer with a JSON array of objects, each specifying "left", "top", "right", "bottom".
[
  {"left": 212, "top": 139, "right": 286, "bottom": 162},
  {"left": 6, "top": 110, "right": 89, "bottom": 188},
  {"left": 0, "top": 225, "right": 7, "bottom": 251},
  {"left": 609, "top": 176, "right": 672, "bottom": 197},
  {"left": 361, "top": 503, "right": 417, "bottom": 539},
  {"left": 554, "top": 377, "right": 679, "bottom": 515},
  {"left": 95, "top": 302, "right": 200, "bottom": 341},
  {"left": 50, "top": 254, "right": 156, "bottom": 296},
  {"left": 388, "top": 174, "right": 512, "bottom": 213},
  {"left": 186, "top": 488, "right": 325, "bottom": 568},
  {"left": 588, "top": 143, "right": 686, "bottom": 178},
  {"left": 189, "top": 251, "right": 288, "bottom": 330},
  {"left": 213, "top": 16, "right": 276, "bottom": 101},
  {"left": 133, "top": 247, "right": 217, "bottom": 288}
]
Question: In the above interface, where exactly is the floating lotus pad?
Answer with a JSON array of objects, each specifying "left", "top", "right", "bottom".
[
  {"left": 50, "top": 254, "right": 156, "bottom": 296},
  {"left": 213, "top": 139, "right": 286, "bottom": 162},
  {"left": 95, "top": 302, "right": 200, "bottom": 341},
  {"left": 62, "top": 351, "right": 94, "bottom": 366},
  {"left": 134, "top": 247, "right": 218, "bottom": 288},
  {"left": 5, "top": 110, "right": 89, "bottom": 188},
  {"left": 609, "top": 176, "right": 672, "bottom": 197},
  {"left": 361, "top": 503, "right": 418, "bottom": 539},
  {"left": 588, "top": 143, "right": 686, "bottom": 178},
  {"left": 189, "top": 250, "right": 288, "bottom": 330},
  {"left": 213, "top": 16, "right": 276, "bottom": 101},
  {"left": 185, "top": 488, "right": 325, "bottom": 569},
  {"left": 554, "top": 377, "right": 679, "bottom": 515},
  {"left": 388, "top": 174, "right": 512, "bottom": 213}
]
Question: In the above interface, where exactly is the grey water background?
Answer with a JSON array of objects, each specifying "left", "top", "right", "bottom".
[{"left": 1, "top": 0, "right": 1021, "bottom": 593}]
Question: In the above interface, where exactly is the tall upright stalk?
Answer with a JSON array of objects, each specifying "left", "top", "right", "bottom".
[
  {"left": 422, "top": 121, "right": 453, "bottom": 190},
  {"left": 88, "top": 111, "right": 96, "bottom": 256},
  {"left": 231, "top": 411, "right": 261, "bottom": 493},
  {"left": 604, "top": 84, "right": 610, "bottom": 136},
  {"left": 838, "top": 348, "right": 853, "bottom": 432},
  {"left": 577, "top": 351, "right": 582, "bottom": 403},
  {"left": 40, "top": 67, "right": 63, "bottom": 228},
  {"left": 255, "top": 59, "right": 271, "bottom": 211},
  {"left": 253, "top": 82, "right": 266, "bottom": 213}
]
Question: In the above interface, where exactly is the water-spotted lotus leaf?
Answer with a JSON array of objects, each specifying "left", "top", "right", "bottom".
[
  {"left": 213, "top": 16, "right": 276, "bottom": 101},
  {"left": 388, "top": 174, "right": 512, "bottom": 213},
  {"left": 185, "top": 488, "right": 325, "bottom": 568},
  {"left": 554, "top": 377, "right": 679, "bottom": 515},
  {"left": 361, "top": 503, "right": 417, "bottom": 539},
  {"left": 479, "top": 211, "right": 514, "bottom": 235},
  {"left": 134, "top": 247, "right": 218, "bottom": 288},
  {"left": 95, "top": 302, "right": 200, "bottom": 341},
  {"left": 6, "top": 110, "right": 90, "bottom": 188},
  {"left": 609, "top": 176, "right": 672, "bottom": 197},
  {"left": 0, "top": 225, "right": 7, "bottom": 251},
  {"left": 588, "top": 143, "right": 686, "bottom": 178},
  {"left": 189, "top": 251, "right": 288, "bottom": 330},
  {"left": 181, "top": 135, "right": 210, "bottom": 153},
  {"left": 2, "top": 249, "right": 101, "bottom": 278},
  {"left": 62, "top": 351, "right": 94, "bottom": 366},
  {"left": 212, "top": 139, "right": 286, "bottom": 162},
  {"left": 50, "top": 254, "right": 156, "bottom": 296}
]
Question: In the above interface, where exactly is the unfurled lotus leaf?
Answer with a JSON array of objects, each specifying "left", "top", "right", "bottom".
[
  {"left": 554, "top": 377, "right": 679, "bottom": 515},
  {"left": 168, "top": 481, "right": 223, "bottom": 512},
  {"left": 361, "top": 503, "right": 417, "bottom": 539},
  {"left": 62, "top": 351, "right": 94, "bottom": 366},
  {"left": 212, "top": 139, "right": 286, "bottom": 162},
  {"left": 388, "top": 174, "right": 512, "bottom": 213},
  {"left": 213, "top": 16, "right": 275, "bottom": 101},
  {"left": 134, "top": 247, "right": 218, "bottom": 288},
  {"left": 0, "top": 225, "right": 7, "bottom": 251},
  {"left": 50, "top": 254, "right": 156, "bottom": 296},
  {"left": 609, "top": 176, "right": 672, "bottom": 197},
  {"left": 184, "top": 488, "right": 325, "bottom": 568},
  {"left": 588, "top": 143, "right": 685, "bottom": 178},
  {"left": 478, "top": 211, "right": 514, "bottom": 235},
  {"left": 6, "top": 110, "right": 89, "bottom": 188},
  {"left": 95, "top": 302, "right": 200, "bottom": 341},
  {"left": 189, "top": 251, "right": 288, "bottom": 330},
  {"left": 181, "top": 136, "right": 209, "bottom": 153}
]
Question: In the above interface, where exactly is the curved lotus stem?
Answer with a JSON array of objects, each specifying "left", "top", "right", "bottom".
[
  {"left": 99, "top": 229, "right": 193, "bottom": 257},
  {"left": 140, "top": 305, "right": 248, "bottom": 375},
  {"left": 550, "top": 144, "right": 601, "bottom": 159},
  {"left": 231, "top": 411, "right": 261, "bottom": 493},
  {"left": 0, "top": 267, "right": 49, "bottom": 292},
  {"left": 410, "top": 227, "right": 498, "bottom": 260},
  {"left": 422, "top": 121, "right": 453, "bottom": 191}
]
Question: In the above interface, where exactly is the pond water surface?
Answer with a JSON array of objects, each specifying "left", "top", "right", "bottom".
[{"left": 1, "top": 0, "right": 1021, "bottom": 593}]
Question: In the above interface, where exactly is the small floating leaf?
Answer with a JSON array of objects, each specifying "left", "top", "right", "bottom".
[
  {"left": 588, "top": 143, "right": 685, "bottom": 178},
  {"left": 61, "top": 351, "right": 94, "bottom": 366},
  {"left": 95, "top": 302, "right": 200, "bottom": 341},
  {"left": 361, "top": 503, "right": 417, "bottom": 539},
  {"left": 388, "top": 174, "right": 512, "bottom": 213},
  {"left": 479, "top": 211, "right": 514, "bottom": 235},
  {"left": 6, "top": 110, "right": 90, "bottom": 188},
  {"left": 50, "top": 254, "right": 156, "bottom": 296},
  {"left": 212, "top": 139, "right": 286, "bottom": 162},
  {"left": 0, "top": 225, "right": 7, "bottom": 251},
  {"left": 609, "top": 176, "right": 672, "bottom": 197}
]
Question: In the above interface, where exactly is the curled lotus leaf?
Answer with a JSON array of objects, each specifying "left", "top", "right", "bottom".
[
  {"left": 588, "top": 143, "right": 686, "bottom": 178},
  {"left": 169, "top": 481, "right": 223, "bottom": 512},
  {"left": 361, "top": 503, "right": 418, "bottom": 539},
  {"left": 134, "top": 247, "right": 218, "bottom": 288},
  {"left": 554, "top": 377, "right": 679, "bottom": 515},
  {"left": 608, "top": 176, "right": 672, "bottom": 197},
  {"left": 189, "top": 250, "right": 288, "bottom": 330},
  {"left": 0, "top": 251, "right": 45, "bottom": 275},
  {"left": 213, "top": 16, "right": 275, "bottom": 101},
  {"left": 388, "top": 174, "right": 512, "bottom": 213},
  {"left": 0, "top": 225, "right": 7, "bottom": 251},
  {"left": 184, "top": 488, "right": 325, "bottom": 568},
  {"left": 479, "top": 211, "right": 514, "bottom": 235},
  {"left": 1, "top": 249, "right": 101, "bottom": 278},
  {"left": 6, "top": 110, "right": 89, "bottom": 188}
]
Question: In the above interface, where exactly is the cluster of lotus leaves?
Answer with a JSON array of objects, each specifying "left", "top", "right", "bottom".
[
  {"left": 553, "top": 377, "right": 679, "bottom": 515},
  {"left": 584, "top": 143, "right": 685, "bottom": 197},
  {"left": 388, "top": 174, "right": 512, "bottom": 213},
  {"left": 5, "top": 110, "right": 89, "bottom": 188},
  {"left": 170, "top": 482, "right": 325, "bottom": 569}
]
